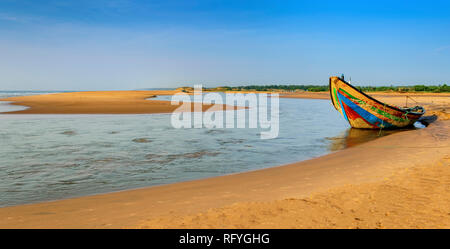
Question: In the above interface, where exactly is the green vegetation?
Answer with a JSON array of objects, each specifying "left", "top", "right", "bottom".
[
  {"left": 204, "top": 84, "right": 450, "bottom": 93},
  {"left": 356, "top": 84, "right": 450, "bottom": 93}
]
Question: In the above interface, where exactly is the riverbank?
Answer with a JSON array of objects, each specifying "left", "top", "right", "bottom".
[
  {"left": 0, "top": 91, "right": 448, "bottom": 228},
  {"left": 0, "top": 119, "right": 447, "bottom": 228},
  {"left": 140, "top": 134, "right": 450, "bottom": 228}
]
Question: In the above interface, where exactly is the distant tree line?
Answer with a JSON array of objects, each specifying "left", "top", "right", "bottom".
[
  {"left": 207, "top": 84, "right": 450, "bottom": 93},
  {"left": 213, "top": 85, "right": 329, "bottom": 92},
  {"left": 356, "top": 84, "right": 450, "bottom": 93}
]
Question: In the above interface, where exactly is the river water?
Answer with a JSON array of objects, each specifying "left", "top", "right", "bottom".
[{"left": 0, "top": 91, "right": 403, "bottom": 207}]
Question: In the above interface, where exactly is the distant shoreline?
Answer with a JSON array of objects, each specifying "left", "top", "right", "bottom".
[{"left": 1, "top": 90, "right": 449, "bottom": 115}]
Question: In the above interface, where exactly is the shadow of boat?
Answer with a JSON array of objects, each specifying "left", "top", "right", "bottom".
[
  {"left": 327, "top": 114, "right": 438, "bottom": 151},
  {"left": 327, "top": 127, "right": 409, "bottom": 151},
  {"left": 417, "top": 114, "right": 438, "bottom": 127}
]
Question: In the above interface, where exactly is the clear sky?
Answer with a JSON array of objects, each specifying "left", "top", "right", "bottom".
[{"left": 1, "top": 0, "right": 449, "bottom": 90}]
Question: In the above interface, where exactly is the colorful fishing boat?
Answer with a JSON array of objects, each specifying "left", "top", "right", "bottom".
[{"left": 329, "top": 76, "right": 425, "bottom": 129}]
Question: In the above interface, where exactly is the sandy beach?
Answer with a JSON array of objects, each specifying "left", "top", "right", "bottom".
[
  {"left": 0, "top": 90, "right": 235, "bottom": 114},
  {"left": 3, "top": 0, "right": 450, "bottom": 232},
  {"left": 0, "top": 91, "right": 449, "bottom": 228}
]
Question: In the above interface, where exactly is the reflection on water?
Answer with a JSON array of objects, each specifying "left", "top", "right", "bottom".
[{"left": 327, "top": 126, "right": 418, "bottom": 151}]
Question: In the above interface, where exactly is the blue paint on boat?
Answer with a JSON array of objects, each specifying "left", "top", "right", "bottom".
[{"left": 337, "top": 91, "right": 397, "bottom": 129}]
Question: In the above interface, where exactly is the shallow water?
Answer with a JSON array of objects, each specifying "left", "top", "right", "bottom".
[
  {"left": 0, "top": 91, "right": 63, "bottom": 113},
  {"left": 0, "top": 91, "right": 412, "bottom": 207},
  {"left": 0, "top": 101, "right": 29, "bottom": 113}
]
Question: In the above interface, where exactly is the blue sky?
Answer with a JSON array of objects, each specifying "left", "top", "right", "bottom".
[{"left": 1, "top": 0, "right": 450, "bottom": 90}]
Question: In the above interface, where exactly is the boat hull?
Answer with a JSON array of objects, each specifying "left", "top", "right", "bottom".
[{"left": 329, "top": 77, "right": 424, "bottom": 129}]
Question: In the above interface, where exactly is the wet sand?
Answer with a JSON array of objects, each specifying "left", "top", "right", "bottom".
[
  {"left": 144, "top": 151, "right": 450, "bottom": 229},
  {"left": 0, "top": 91, "right": 449, "bottom": 228}
]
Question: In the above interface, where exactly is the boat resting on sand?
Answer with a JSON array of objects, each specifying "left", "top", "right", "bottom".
[{"left": 329, "top": 76, "right": 425, "bottom": 129}]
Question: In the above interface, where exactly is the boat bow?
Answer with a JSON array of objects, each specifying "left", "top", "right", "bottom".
[{"left": 329, "top": 76, "right": 425, "bottom": 129}]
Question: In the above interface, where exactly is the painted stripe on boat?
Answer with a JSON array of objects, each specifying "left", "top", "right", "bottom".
[
  {"left": 337, "top": 91, "right": 397, "bottom": 128},
  {"left": 337, "top": 88, "right": 409, "bottom": 123},
  {"left": 336, "top": 90, "right": 349, "bottom": 122}
]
